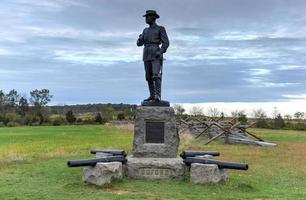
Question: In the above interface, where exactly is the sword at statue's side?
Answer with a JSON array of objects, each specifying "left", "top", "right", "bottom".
[{"left": 160, "top": 57, "right": 165, "bottom": 100}]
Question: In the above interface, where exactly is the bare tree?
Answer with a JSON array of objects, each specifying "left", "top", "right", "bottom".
[
  {"left": 190, "top": 106, "right": 203, "bottom": 116},
  {"left": 207, "top": 107, "right": 220, "bottom": 118},
  {"left": 231, "top": 110, "right": 247, "bottom": 123},
  {"left": 252, "top": 109, "right": 268, "bottom": 128},
  {"left": 172, "top": 104, "right": 185, "bottom": 115},
  {"left": 231, "top": 110, "right": 240, "bottom": 118},
  {"left": 252, "top": 109, "right": 267, "bottom": 118},
  {"left": 272, "top": 107, "right": 279, "bottom": 119}
]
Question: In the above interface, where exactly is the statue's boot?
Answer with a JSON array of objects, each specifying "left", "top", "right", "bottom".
[
  {"left": 153, "top": 77, "right": 161, "bottom": 102},
  {"left": 143, "top": 81, "right": 155, "bottom": 101}
]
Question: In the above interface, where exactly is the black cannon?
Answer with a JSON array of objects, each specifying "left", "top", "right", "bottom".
[
  {"left": 90, "top": 149, "right": 127, "bottom": 157},
  {"left": 67, "top": 155, "right": 127, "bottom": 168},
  {"left": 184, "top": 157, "right": 248, "bottom": 170},
  {"left": 180, "top": 150, "right": 220, "bottom": 159}
]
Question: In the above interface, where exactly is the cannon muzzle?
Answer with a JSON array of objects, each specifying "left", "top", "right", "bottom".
[
  {"left": 67, "top": 155, "right": 127, "bottom": 168},
  {"left": 180, "top": 151, "right": 220, "bottom": 159},
  {"left": 90, "top": 149, "right": 127, "bottom": 157},
  {"left": 184, "top": 157, "right": 248, "bottom": 170}
]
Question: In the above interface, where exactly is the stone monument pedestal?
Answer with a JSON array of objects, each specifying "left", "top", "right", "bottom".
[
  {"left": 128, "top": 106, "right": 184, "bottom": 179},
  {"left": 132, "top": 106, "right": 179, "bottom": 158}
]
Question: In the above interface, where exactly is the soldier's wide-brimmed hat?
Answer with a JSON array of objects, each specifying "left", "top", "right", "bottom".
[{"left": 143, "top": 10, "right": 160, "bottom": 18}]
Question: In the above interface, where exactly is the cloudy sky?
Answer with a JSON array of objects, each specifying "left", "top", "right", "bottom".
[{"left": 1, "top": 0, "right": 306, "bottom": 115}]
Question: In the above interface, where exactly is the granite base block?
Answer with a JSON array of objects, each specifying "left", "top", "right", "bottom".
[
  {"left": 82, "top": 162, "right": 122, "bottom": 186},
  {"left": 127, "top": 157, "right": 185, "bottom": 180},
  {"left": 190, "top": 163, "right": 228, "bottom": 184}
]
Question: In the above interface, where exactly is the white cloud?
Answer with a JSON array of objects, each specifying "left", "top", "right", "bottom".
[
  {"left": 283, "top": 93, "right": 306, "bottom": 100},
  {"left": 212, "top": 30, "right": 300, "bottom": 41},
  {"left": 168, "top": 45, "right": 279, "bottom": 62},
  {"left": 172, "top": 34, "right": 201, "bottom": 42},
  {"left": 0, "top": 48, "right": 12, "bottom": 55},
  {"left": 17, "top": 0, "right": 88, "bottom": 11},
  {"left": 249, "top": 68, "right": 271, "bottom": 76},
  {"left": 278, "top": 65, "right": 306, "bottom": 70},
  {"left": 213, "top": 31, "right": 260, "bottom": 41},
  {"left": 18, "top": 26, "right": 138, "bottom": 40},
  {"left": 244, "top": 78, "right": 299, "bottom": 88},
  {"left": 53, "top": 48, "right": 140, "bottom": 65}
]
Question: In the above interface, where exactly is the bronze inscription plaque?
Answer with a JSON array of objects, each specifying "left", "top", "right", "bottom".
[{"left": 145, "top": 121, "right": 164, "bottom": 143}]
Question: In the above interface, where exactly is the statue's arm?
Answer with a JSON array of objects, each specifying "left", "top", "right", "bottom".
[
  {"left": 160, "top": 26, "right": 169, "bottom": 53},
  {"left": 137, "top": 30, "right": 144, "bottom": 46}
]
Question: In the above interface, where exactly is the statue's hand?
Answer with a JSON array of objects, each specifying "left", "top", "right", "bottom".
[{"left": 138, "top": 34, "right": 143, "bottom": 39}]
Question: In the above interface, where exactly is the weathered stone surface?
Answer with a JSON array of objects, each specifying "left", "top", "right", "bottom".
[
  {"left": 127, "top": 157, "right": 185, "bottom": 180},
  {"left": 190, "top": 163, "right": 228, "bottom": 184},
  {"left": 82, "top": 162, "right": 122, "bottom": 186},
  {"left": 132, "top": 106, "right": 179, "bottom": 158}
]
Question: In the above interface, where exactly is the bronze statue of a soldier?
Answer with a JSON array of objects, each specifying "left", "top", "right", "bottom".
[{"left": 137, "top": 10, "right": 169, "bottom": 106}]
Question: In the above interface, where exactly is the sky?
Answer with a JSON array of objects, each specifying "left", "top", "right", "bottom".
[{"left": 1, "top": 0, "right": 306, "bottom": 116}]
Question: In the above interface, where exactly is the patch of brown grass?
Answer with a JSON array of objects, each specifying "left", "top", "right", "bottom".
[
  {"left": 109, "top": 123, "right": 134, "bottom": 132},
  {"left": 0, "top": 153, "right": 26, "bottom": 164},
  {"left": 179, "top": 133, "right": 195, "bottom": 152},
  {"left": 111, "top": 189, "right": 132, "bottom": 195}
]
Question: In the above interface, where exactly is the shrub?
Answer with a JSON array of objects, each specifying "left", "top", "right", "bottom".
[
  {"left": 0, "top": 115, "right": 5, "bottom": 123},
  {"left": 117, "top": 113, "right": 125, "bottom": 120},
  {"left": 5, "top": 113, "right": 17, "bottom": 124},
  {"left": 31, "top": 122, "right": 41, "bottom": 126},
  {"left": 7, "top": 122, "right": 19, "bottom": 127},
  {"left": 273, "top": 114, "right": 285, "bottom": 129},
  {"left": 238, "top": 114, "right": 248, "bottom": 125},
  {"left": 65, "top": 110, "right": 76, "bottom": 124},
  {"left": 0, "top": 122, "right": 5, "bottom": 127},
  {"left": 52, "top": 115, "right": 66, "bottom": 126},
  {"left": 95, "top": 113, "right": 108, "bottom": 124},
  {"left": 294, "top": 122, "right": 306, "bottom": 131},
  {"left": 24, "top": 114, "right": 34, "bottom": 125},
  {"left": 75, "top": 118, "right": 83, "bottom": 125},
  {"left": 256, "top": 118, "right": 268, "bottom": 128},
  {"left": 31, "top": 115, "right": 41, "bottom": 124},
  {"left": 83, "top": 115, "right": 96, "bottom": 124},
  {"left": 285, "top": 122, "right": 293, "bottom": 130}
]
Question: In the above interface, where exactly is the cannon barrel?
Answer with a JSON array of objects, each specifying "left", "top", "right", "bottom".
[
  {"left": 184, "top": 157, "right": 248, "bottom": 170},
  {"left": 67, "top": 156, "right": 127, "bottom": 168},
  {"left": 90, "top": 149, "right": 127, "bottom": 157},
  {"left": 180, "top": 151, "right": 220, "bottom": 159}
]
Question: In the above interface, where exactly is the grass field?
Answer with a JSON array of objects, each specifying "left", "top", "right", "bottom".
[{"left": 0, "top": 125, "right": 305, "bottom": 200}]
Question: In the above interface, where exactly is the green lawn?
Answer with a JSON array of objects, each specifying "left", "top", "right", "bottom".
[{"left": 0, "top": 125, "right": 305, "bottom": 200}]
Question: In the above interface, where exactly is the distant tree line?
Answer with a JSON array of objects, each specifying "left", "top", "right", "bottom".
[
  {"left": 0, "top": 89, "right": 136, "bottom": 127},
  {"left": 172, "top": 104, "right": 306, "bottom": 131},
  {"left": 51, "top": 103, "right": 137, "bottom": 115}
]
